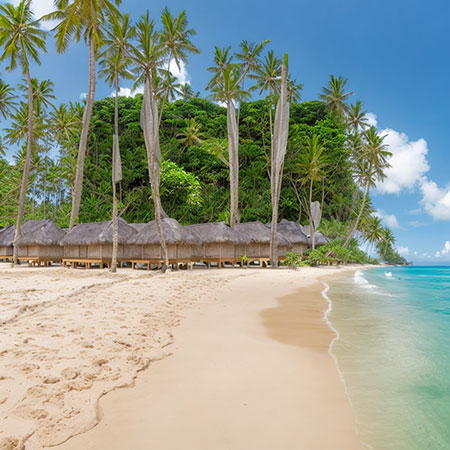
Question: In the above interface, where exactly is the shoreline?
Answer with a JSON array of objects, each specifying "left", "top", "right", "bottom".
[{"left": 47, "top": 265, "right": 365, "bottom": 450}]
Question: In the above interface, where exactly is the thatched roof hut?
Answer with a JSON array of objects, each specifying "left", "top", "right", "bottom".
[
  {"left": 129, "top": 223, "right": 147, "bottom": 232},
  {"left": 277, "top": 219, "right": 309, "bottom": 254},
  {"left": 132, "top": 218, "right": 201, "bottom": 260},
  {"left": 0, "top": 224, "right": 14, "bottom": 258},
  {"left": 233, "top": 221, "right": 292, "bottom": 258},
  {"left": 186, "top": 222, "right": 249, "bottom": 260},
  {"left": 15, "top": 220, "right": 67, "bottom": 261},
  {"left": 301, "top": 224, "right": 329, "bottom": 247},
  {"left": 61, "top": 218, "right": 138, "bottom": 261}
]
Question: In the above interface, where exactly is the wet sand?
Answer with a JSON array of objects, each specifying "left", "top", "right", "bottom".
[{"left": 49, "top": 267, "right": 363, "bottom": 450}]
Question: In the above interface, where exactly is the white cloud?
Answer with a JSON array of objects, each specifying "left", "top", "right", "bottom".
[
  {"left": 423, "top": 252, "right": 429, "bottom": 257},
  {"left": 374, "top": 209, "right": 401, "bottom": 229},
  {"left": 12, "top": 0, "right": 59, "bottom": 30},
  {"left": 376, "top": 128, "right": 430, "bottom": 194},
  {"left": 110, "top": 86, "right": 144, "bottom": 98},
  {"left": 435, "top": 241, "right": 450, "bottom": 258},
  {"left": 397, "top": 246, "right": 410, "bottom": 256},
  {"left": 366, "top": 112, "right": 378, "bottom": 127},
  {"left": 420, "top": 178, "right": 450, "bottom": 221},
  {"left": 169, "top": 60, "right": 190, "bottom": 85},
  {"left": 79, "top": 92, "right": 87, "bottom": 100}
]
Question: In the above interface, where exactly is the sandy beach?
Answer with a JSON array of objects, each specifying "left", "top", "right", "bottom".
[{"left": 0, "top": 263, "right": 363, "bottom": 450}]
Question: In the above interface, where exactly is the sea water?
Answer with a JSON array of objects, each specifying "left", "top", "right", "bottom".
[{"left": 327, "top": 266, "right": 450, "bottom": 450}]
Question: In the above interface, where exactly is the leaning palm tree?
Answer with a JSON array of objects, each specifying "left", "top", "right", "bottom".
[
  {"left": 47, "top": 0, "right": 121, "bottom": 229},
  {"left": 344, "top": 126, "right": 391, "bottom": 247},
  {"left": 297, "top": 134, "right": 328, "bottom": 250},
  {"left": 98, "top": 12, "right": 134, "bottom": 272},
  {"left": 0, "top": 0, "right": 46, "bottom": 265},
  {"left": 0, "top": 78, "right": 16, "bottom": 119},
  {"left": 319, "top": 75, "right": 353, "bottom": 121}
]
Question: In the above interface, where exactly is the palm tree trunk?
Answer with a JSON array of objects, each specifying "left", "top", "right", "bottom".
[
  {"left": 13, "top": 67, "right": 34, "bottom": 266},
  {"left": 227, "top": 99, "right": 239, "bottom": 226},
  {"left": 69, "top": 39, "right": 96, "bottom": 230},
  {"left": 111, "top": 73, "right": 119, "bottom": 273},
  {"left": 309, "top": 178, "right": 316, "bottom": 251},
  {"left": 142, "top": 78, "right": 170, "bottom": 271},
  {"left": 344, "top": 181, "right": 370, "bottom": 247}
]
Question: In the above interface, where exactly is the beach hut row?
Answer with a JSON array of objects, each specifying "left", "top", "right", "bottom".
[{"left": 0, "top": 217, "right": 325, "bottom": 268}]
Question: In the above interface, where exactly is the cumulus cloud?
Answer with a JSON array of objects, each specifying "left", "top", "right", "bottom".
[
  {"left": 366, "top": 112, "right": 378, "bottom": 127},
  {"left": 397, "top": 246, "right": 410, "bottom": 256},
  {"left": 110, "top": 86, "right": 144, "bottom": 98},
  {"left": 375, "top": 128, "right": 430, "bottom": 194},
  {"left": 169, "top": 60, "right": 190, "bottom": 85},
  {"left": 374, "top": 209, "right": 401, "bottom": 229},
  {"left": 435, "top": 241, "right": 450, "bottom": 258},
  {"left": 420, "top": 178, "right": 450, "bottom": 221},
  {"left": 12, "top": 0, "right": 58, "bottom": 30}
]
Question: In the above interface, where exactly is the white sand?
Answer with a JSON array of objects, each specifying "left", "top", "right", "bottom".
[{"left": 0, "top": 263, "right": 363, "bottom": 449}]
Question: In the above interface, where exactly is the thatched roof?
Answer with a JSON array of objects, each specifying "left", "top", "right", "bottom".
[
  {"left": 129, "top": 223, "right": 147, "bottom": 232},
  {"left": 132, "top": 218, "right": 199, "bottom": 245},
  {"left": 186, "top": 222, "right": 249, "bottom": 244},
  {"left": 15, "top": 220, "right": 66, "bottom": 246},
  {"left": 0, "top": 224, "right": 15, "bottom": 246},
  {"left": 277, "top": 219, "right": 310, "bottom": 245},
  {"left": 233, "top": 221, "right": 291, "bottom": 247},
  {"left": 60, "top": 218, "right": 137, "bottom": 246},
  {"left": 301, "top": 225, "right": 329, "bottom": 246}
]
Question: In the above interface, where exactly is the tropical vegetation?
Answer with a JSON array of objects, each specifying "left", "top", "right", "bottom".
[{"left": 0, "top": 1, "right": 407, "bottom": 267}]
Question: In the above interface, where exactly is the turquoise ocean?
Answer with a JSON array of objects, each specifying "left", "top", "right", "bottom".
[{"left": 327, "top": 266, "right": 450, "bottom": 450}]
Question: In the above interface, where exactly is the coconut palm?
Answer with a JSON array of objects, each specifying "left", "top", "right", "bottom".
[
  {"left": 131, "top": 11, "right": 169, "bottom": 270},
  {"left": 98, "top": 11, "right": 134, "bottom": 272},
  {"left": 362, "top": 215, "right": 383, "bottom": 255},
  {"left": 319, "top": 75, "right": 353, "bottom": 120},
  {"left": 344, "top": 126, "right": 391, "bottom": 247},
  {"left": 176, "top": 118, "right": 203, "bottom": 148},
  {"left": 179, "top": 83, "right": 194, "bottom": 101},
  {"left": 0, "top": 0, "right": 47, "bottom": 264},
  {"left": 207, "top": 40, "right": 267, "bottom": 226},
  {"left": 269, "top": 54, "right": 290, "bottom": 266},
  {"left": 347, "top": 100, "right": 369, "bottom": 133},
  {"left": 297, "top": 134, "right": 328, "bottom": 250},
  {"left": 378, "top": 226, "right": 395, "bottom": 260},
  {"left": 0, "top": 78, "right": 16, "bottom": 119},
  {"left": 47, "top": 0, "right": 122, "bottom": 229}
]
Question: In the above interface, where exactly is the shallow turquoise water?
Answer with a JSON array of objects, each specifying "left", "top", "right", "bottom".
[{"left": 328, "top": 266, "right": 450, "bottom": 450}]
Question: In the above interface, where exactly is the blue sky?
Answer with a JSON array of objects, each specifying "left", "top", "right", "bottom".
[{"left": 1, "top": 0, "right": 449, "bottom": 264}]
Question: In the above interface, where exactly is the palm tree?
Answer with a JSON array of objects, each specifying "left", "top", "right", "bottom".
[
  {"left": 362, "top": 215, "right": 383, "bottom": 256},
  {"left": 207, "top": 40, "right": 267, "bottom": 226},
  {"left": 378, "top": 226, "right": 395, "bottom": 260},
  {"left": 98, "top": 11, "right": 134, "bottom": 272},
  {"left": 131, "top": 11, "right": 169, "bottom": 270},
  {"left": 0, "top": 78, "right": 16, "bottom": 119},
  {"left": 347, "top": 100, "right": 369, "bottom": 133},
  {"left": 297, "top": 134, "right": 328, "bottom": 250},
  {"left": 270, "top": 54, "right": 290, "bottom": 266},
  {"left": 159, "top": 7, "right": 199, "bottom": 99},
  {"left": 48, "top": 0, "right": 122, "bottom": 229},
  {"left": 344, "top": 126, "right": 391, "bottom": 247},
  {"left": 319, "top": 75, "right": 353, "bottom": 120},
  {"left": 176, "top": 118, "right": 203, "bottom": 148},
  {"left": 179, "top": 83, "right": 193, "bottom": 100},
  {"left": 0, "top": 0, "right": 46, "bottom": 264}
]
